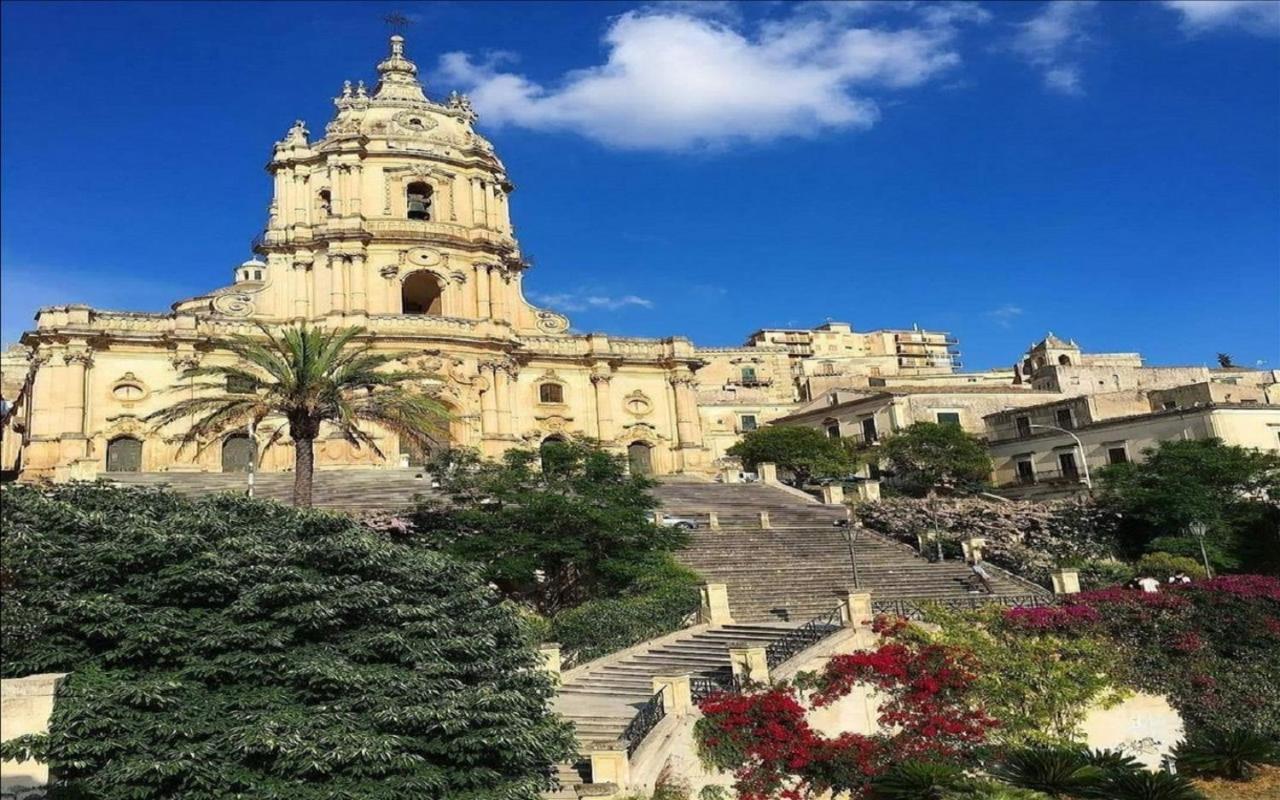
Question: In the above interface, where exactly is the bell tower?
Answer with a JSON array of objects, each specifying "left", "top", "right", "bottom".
[{"left": 248, "top": 34, "right": 568, "bottom": 333}]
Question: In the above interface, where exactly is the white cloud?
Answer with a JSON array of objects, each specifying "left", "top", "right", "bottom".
[
  {"left": 1161, "top": 1, "right": 1280, "bottom": 35},
  {"left": 985, "top": 304, "right": 1025, "bottom": 328},
  {"left": 438, "top": 5, "right": 979, "bottom": 150},
  {"left": 1008, "top": 1, "right": 1097, "bottom": 96},
  {"left": 529, "top": 291, "right": 654, "bottom": 313}
]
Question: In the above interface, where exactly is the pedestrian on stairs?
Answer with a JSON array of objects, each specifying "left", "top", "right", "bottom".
[{"left": 970, "top": 559, "right": 995, "bottom": 594}]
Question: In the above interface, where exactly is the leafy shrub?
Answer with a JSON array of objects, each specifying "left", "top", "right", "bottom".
[
  {"left": 871, "top": 760, "right": 969, "bottom": 798},
  {"left": 1095, "top": 770, "right": 1206, "bottom": 800},
  {"left": 1135, "top": 553, "right": 1207, "bottom": 581},
  {"left": 0, "top": 483, "right": 575, "bottom": 800},
  {"left": 549, "top": 556, "right": 701, "bottom": 667},
  {"left": 1076, "top": 558, "right": 1137, "bottom": 590},
  {"left": 988, "top": 746, "right": 1105, "bottom": 796},
  {"left": 1173, "top": 729, "right": 1280, "bottom": 781},
  {"left": 1085, "top": 748, "right": 1142, "bottom": 773}
]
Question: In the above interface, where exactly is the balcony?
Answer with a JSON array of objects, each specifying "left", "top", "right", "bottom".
[{"left": 997, "top": 468, "right": 1085, "bottom": 489}]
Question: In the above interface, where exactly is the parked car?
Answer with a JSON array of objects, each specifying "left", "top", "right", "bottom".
[{"left": 645, "top": 511, "right": 701, "bottom": 529}]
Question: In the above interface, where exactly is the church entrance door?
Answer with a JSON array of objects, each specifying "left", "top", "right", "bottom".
[
  {"left": 106, "top": 437, "right": 142, "bottom": 472},
  {"left": 221, "top": 434, "right": 256, "bottom": 473},
  {"left": 628, "top": 442, "right": 653, "bottom": 476}
]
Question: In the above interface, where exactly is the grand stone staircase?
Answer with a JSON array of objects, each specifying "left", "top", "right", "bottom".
[
  {"left": 657, "top": 479, "right": 1044, "bottom": 623},
  {"left": 104, "top": 468, "right": 437, "bottom": 510},
  {"left": 549, "top": 622, "right": 804, "bottom": 798}
]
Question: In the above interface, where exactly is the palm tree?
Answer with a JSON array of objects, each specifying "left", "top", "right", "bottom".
[{"left": 147, "top": 324, "right": 450, "bottom": 507}]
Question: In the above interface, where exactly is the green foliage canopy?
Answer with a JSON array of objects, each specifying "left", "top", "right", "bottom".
[
  {"left": 879, "top": 421, "right": 994, "bottom": 496},
  {"left": 1098, "top": 438, "right": 1280, "bottom": 573},
  {"left": 725, "top": 425, "right": 858, "bottom": 484},
  {"left": 0, "top": 483, "right": 574, "bottom": 800},
  {"left": 411, "top": 441, "right": 686, "bottom": 615}
]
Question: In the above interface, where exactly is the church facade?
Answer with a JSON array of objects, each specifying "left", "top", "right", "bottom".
[{"left": 0, "top": 35, "right": 967, "bottom": 481}]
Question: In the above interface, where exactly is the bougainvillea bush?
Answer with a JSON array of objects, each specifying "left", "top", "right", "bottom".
[
  {"left": 853, "top": 498, "right": 1120, "bottom": 586},
  {"left": 0, "top": 482, "right": 576, "bottom": 800},
  {"left": 919, "top": 606, "right": 1125, "bottom": 746},
  {"left": 694, "top": 617, "right": 996, "bottom": 800},
  {"left": 1052, "top": 576, "right": 1280, "bottom": 738}
]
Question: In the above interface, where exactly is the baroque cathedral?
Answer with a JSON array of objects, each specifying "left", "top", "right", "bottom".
[{"left": 0, "top": 35, "right": 959, "bottom": 481}]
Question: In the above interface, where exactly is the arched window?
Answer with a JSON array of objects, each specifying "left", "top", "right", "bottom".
[
  {"left": 401, "top": 272, "right": 443, "bottom": 315},
  {"left": 106, "top": 436, "right": 143, "bottom": 472},
  {"left": 407, "top": 181, "right": 433, "bottom": 221},
  {"left": 538, "top": 383, "right": 564, "bottom": 404},
  {"left": 540, "top": 435, "right": 571, "bottom": 473},
  {"left": 317, "top": 189, "right": 332, "bottom": 217},
  {"left": 1058, "top": 354, "right": 1072, "bottom": 366}
]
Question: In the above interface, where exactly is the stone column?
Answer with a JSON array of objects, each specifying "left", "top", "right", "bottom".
[
  {"left": 589, "top": 750, "right": 630, "bottom": 787},
  {"left": 698, "top": 583, "right": 733, "bottom": 625},
  {"left": 491, "top": 361, "right": 515, "bottom": 438},
  {"left": 347, "top": 164, "right": 362, "bottom": 216},
  {"left": 475, "top": 263, "right": 491, "bottom": 318},
  {"left": 488, "top": 266, "right": 507, "bottom": 322},
  {"left": 844, "top": 591, "right": 873, "bottom": 627},
  {"left": 729, "top": 647, "right": 769, "bottom": 684},
  {"left": 61, "top": 350, "right": 91, "bottom": 437},
  {"left": 350, "top": 254, "right": 367, "bottom": 315},
  {"left": 669, "top": 369, "right": 702, "bottom": 448},
  {"left": 591, "top": 368, "right": 614, "bottom": 441},
  {"left": 759, "top": 462, "right": 779, "bottom": 484},
  {"left": 538, "top": 644, "right": 562, "bottom": 682},
  {"left": 1051, "top": 569, "right": 1081, "bottom": 595},
  {"left": 478, "top": 363, "right": 500, "bottom": 438},
  {"left": 651, "top": 675, "right": 693, "bottom": 717},
  {"left": 821, "top": 484, "right": 845, "bottom": 505},
  {"left": 292, "top": 263, "right": 307, "bottom": 319}
]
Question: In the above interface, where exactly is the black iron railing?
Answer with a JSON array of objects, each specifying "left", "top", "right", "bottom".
[
  {"left": 622, "top": 690, "right": 666, "bottom": 758},
  {"left": 764, "top": 605, "right": 845, "bottom": 671},
  {"left": 872, "top": 594, "right": 1056, "bottom": 620},
  {"left": 690, "top": 673, "right": 743, "bottom": 704}
]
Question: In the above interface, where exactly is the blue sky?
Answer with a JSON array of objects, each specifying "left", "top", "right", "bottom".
[{"left": 2, "top": 0, "right": 1277, "bottom": 370}]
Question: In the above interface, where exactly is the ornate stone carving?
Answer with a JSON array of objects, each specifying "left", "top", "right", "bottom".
[
  {"left": 379, "top": 264, "right": 399, "bottom": 279},
  {"left": 536, "top": 310, "right": 570, "bottom": 335},
  {"left": 590, "top": 370, "right": 613, "bottom": 385},
  {"left": 170, "top": 352, "right": 203, "bottom": 372},
  {"left": 212, "top": 292, "right": 256, "bottom": 318},
  {"left": 63, "top": 350, "right": 94, "bottom": 368}
]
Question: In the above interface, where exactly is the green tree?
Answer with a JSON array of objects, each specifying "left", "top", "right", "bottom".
[
  {"left": 146, "top": 324, "right": 449, "bottom": 507},
  {"left": 0, "top": 482, "right": 575, "bottom": 800},
  {"left": 412, "top": 440, "right": 687, "bottom": 614},
  {"left": 879, "top": 422, "right": 993, "bottom": 496},
  {"left": 726, "top": 425, "right": 858, "bottom": 485},
  {"left": 1098, "top": 438, "right": 1280, "bottom": 572}
]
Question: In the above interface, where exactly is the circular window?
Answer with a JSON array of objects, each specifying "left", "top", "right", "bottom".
[{"left": 110, "top": 373, "right": 149, "bottom": 403}]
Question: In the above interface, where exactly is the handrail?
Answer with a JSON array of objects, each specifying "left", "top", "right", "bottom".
[
  {"left": 871, "top": 594, "right": 1056, "bottom": 621},
  {"left": 690, "top": 673, "right": 743, "bottom": 704},
  {"left": 764, "top": 604, "right": 845, "bottom": 671},
  {"left": 622, "top": 690, "right": 666, "bottom": 758}
]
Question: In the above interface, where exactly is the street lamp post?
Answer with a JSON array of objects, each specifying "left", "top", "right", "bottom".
[
  {"left": 1029, "top": 423, "right": 1092, "bottom": 490},
  {"left": 1188, "top": 522, "right": 1213, "bottom": 578}
]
